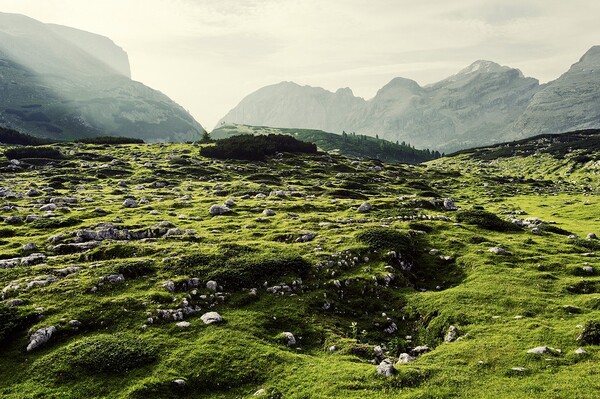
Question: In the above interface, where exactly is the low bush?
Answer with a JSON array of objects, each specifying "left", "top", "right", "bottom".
[
  {"left": 114, "top": 259, "right": 156, "bottom": 278},
  {"left": 200, "top": 134, "right": 317, "bottom": 161},
  {"left": 577, "top": 320, "right": 600, "bottom": 345},
  {"left": 356, "top": 227, "right": 414, "bottom": 252},
  {"left": 208, "top": 253, "right": 310, "bottom": 289},
  {"left": 0, "top": 305, "right": 35, "bottom": 345},
  {"left": 30, "top": 217, "right": 82, "bottom": 229},
  {"left": 3, "top": 146, "right": 64, "bottom": 160},
  {"left": 35, "top": 333, "right": 157, "bottom": 376},
  {"left": 455, "top": 209, "right": 521, "bottom": 232},
  {"left": 74, "top": 136, "right": 144, "bottom": 145}
]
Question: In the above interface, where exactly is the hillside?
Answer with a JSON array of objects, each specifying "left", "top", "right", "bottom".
[
  {"left": 211, "top": 124, "right": 441, "bottom": 163},
  {"left": 219, "top": 47, "right": 600, "bottom": 153},
  {"left": 0, "top": 132, "right": 598, "bottom": 398},
  {"left": 0, "top": 12, "right": 204, "bottom": 142}
]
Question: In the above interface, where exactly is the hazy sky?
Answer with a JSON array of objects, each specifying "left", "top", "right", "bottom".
[{"left": 1, "top": 0, "right": 599, "bottom": 129}]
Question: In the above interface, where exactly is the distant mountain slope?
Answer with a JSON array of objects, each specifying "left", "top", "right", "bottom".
[
  {"left": 219, "top": 47, "right": 600, "bottom": 152},
  {"left": 211, "top": 124, "right": 441, "bottom": 164},
  {"left": 510, "top": 47, "right": 600, "bottom": 138},
  {"left": 0, "top": 12, "right": 204, "bottom": 141},
  {"left": 450, "top": 128, "right": 600, "bottom": 162}
]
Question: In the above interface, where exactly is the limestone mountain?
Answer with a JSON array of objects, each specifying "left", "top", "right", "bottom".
[
  {"left": 0, "top": 12, "right": 204, "bottom": 141},
  {"left": 219, "top": 48, "right": 600, "bottom": 152},
  {"left": 510, "top": 46, "right": 600, "bottom": 138}
]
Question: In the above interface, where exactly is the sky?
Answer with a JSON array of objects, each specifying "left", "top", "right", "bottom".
[{"left": 1, "top": 0, "right": 599, "bottom": 130}]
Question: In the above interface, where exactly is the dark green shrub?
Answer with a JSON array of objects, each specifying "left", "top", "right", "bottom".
[
  {"left": 0, "top": 127, "right": 52, "bottom": 145},
  {"left": 566, "top": 280, "right": 599, "bottom": 294},
  {"left": 328, "top": 189, "right": 368, "bottom": 200},
  {"left": 572, "top": 239, "right": 600, "bottom": 251},
  {"left": 455, "top": 209, "right": 521, "bottom": 232},
  {"left": 3, "top": 146, "right": 64, "bottom": 160},
  {"left": 543, "top": 225, "right": 573, "bottom": 236},
  {"left": 208, "top": 253, "right": 310, "bottom": 289},
  {"left": 30, "top": 217, "right": 82, "bottom": 229},
  {"left": 200, "top": 134, "right": 317, "bottom": 161},
  {"left": 356, "top": 228, "right": 413, "bottom": 252},
  {"left": 114, "top": 260, "right": 156, "bottom": 278},
  {"left": 74, "top": 136, "right": 144, "bottom": 144},
  {"left": 578, "top": 320, "right": 600, "bottom": 345},
  {"left": 388, "top": 336, "right": 410, "bottom": 356},
  {"left": 0, "top": 228, "right": 15, "bottom": 238},
  {"left": 0, "top": 305, "right": 35, "bottom": 345},
  {"left": 35, "top": 333, "right": 157, "bottom": 376},
  {"left": 81, "top": 244, "right": 155, "bottom": 262},
  {"left": 408, "top": 222, "right": 434, "bottom": 233}
]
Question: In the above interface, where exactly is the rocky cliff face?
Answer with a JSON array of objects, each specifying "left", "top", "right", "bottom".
[
  {"left": 46, "top": 24, "right": 131, "bottom": 78},
  {"left": 0, "top": 12, "right": 203, "bottom": 141},
  {"left": 219, "top": 49, "right": 600, "bottom": 152},
  {"left": 510, "top": 46, "right": 600, "bottom": 139}
]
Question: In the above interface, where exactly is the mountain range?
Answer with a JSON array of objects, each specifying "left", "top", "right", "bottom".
[
  {"left": 218, "top": 47, "right": 600, "bottom": 152},
  {"left": 0, "top": 12, "right": 204, "bottom": 141}
]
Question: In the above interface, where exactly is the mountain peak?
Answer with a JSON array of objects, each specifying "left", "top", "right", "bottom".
[
  {"left": 578, "top": 45, "right": 600, "bottom": 64},
  {"left": 458, "top": 60, "right": 508, "bottom": 75}
]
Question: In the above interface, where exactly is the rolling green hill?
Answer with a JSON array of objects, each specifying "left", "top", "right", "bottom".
[
  {"left": 211, "top": 124, "right": 441, "bottom": 164},
  {"left": 0, "top": 132, "right": 598, "bottom": 398}
]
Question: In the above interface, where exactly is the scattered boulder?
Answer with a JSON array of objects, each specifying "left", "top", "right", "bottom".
[
  {"left": 296, "top": 232, "right": 317, "bottom": 243},
  {"left": 206, "top": 280, "right": 218, "bottom": 291},
  {"left": 162, "top": 281, "right": 176, "bottom": 293},
  {"left": 4, "top": 216, "right": 23, "bottom": 225},
  {"left": 123, "top": 198, "right": 138, "bottom": 208},
  {"left": 173, "top": 379, "right": 187, "bottom": 387},
  {"left": 396, "top": 353, "right": 416, "bottom": 363},
  {"left": 5, "top": 299, "right": 25, "bottom": 307},
  {"left": 376, "top": 359, "right": 395, "bottom": 377},
  {"left": 527, "top": 346, "right": 559, "bottom": 355},
  {"left": 26, "top": 326, "right": 57, "bottom": 352},
  {"left": 443, "top": 198, "right": 458, "bottom": 211},
  {"left": 281, "top": 331, "right": 296, "bottom": 346},
  {"left": 176, "top": 321, "right": 191, "bottom": 328},
  {"left": 262, "top": 209, "right": 276, "bottom": 217},
  {"left": 488, "top": 247, "right": 509, "bottom": 255},
  {"left": 445, "top": 325, "right": 459, "bottom": 343},
  {"left": 200, "top": 311, "right": 223, "bottom": 325},
  {"left": 20, "top": 253, "right": 46, "bottom": 267},
  {"left": 22, "top": 243, "right": 37, "bottom": 252},
  {"left": 357, "top": 202, "right": 371, "bottom": 212},
  {"left": 587, "top": 233, "right": 597, "bottom": 240},
  {"left": 100, "top": 274, "right": 125, "bottom": 284},
  {"left": 209, "top": 204, "right": 230, "bottom": 216},
  {"left": 411, "top": 345, "right": 430, "bottom": 356},
  {"left": 574, "top": 347, "right": 587, "bottom": 355}
]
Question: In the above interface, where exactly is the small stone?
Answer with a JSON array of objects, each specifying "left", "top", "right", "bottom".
[
  {"left": 176, "top": 321, "right": 191, "bottom": 328},
  {"left": 253, "top": 389, "right": 266, "bottom": 396},
  {"left": 200, "top": 311, "right": 223, "bottom": 325},
  {"left": 574, "top": 348, "right": 587, "bottom": 355},
  {"left": 527, "top": 346, "right": 556, "bottom": 355},
  {"left": 262, "top": 209, "right": 276, "bottom": 216},
  {"left": 445, "top": 325, "right": 459, "bottom": 343},
  {"left": 162, "top": 281, "right": 176, "bottom": 293},
  {"left": 209, "top": 204, "right": 230, "bottom": 216},
  {"left": 488, "top": 247, "right": 509, "bottom": 255},
  {"left": 587, "top": 233, "right": 597, "bottom": 240},
  {"left": 282, "top": 331, "right": 296, "bottom": 346},
  {"left": 396, "top": 353, "right": 416, "bottom": 363},
  {"left": 376, "top": 359, "right": 395, "bottom": 377},
  {"left": 22, "top": 243, "right": 38, "bottom": 251},
  {"left": 123, "top": 198, "right": 138, "bottom": 208},
  {"left": 206, "top": 280, "right": 218, "bottom": 291},
  {"left": 27, "top": 326, "right": 57, "bottom": 352},
  {"left": 173, "top": 379, "right": 186, "bottom": 387},
  {"left": 357, "top": 202, "right": 371, "bottom": 212}
]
